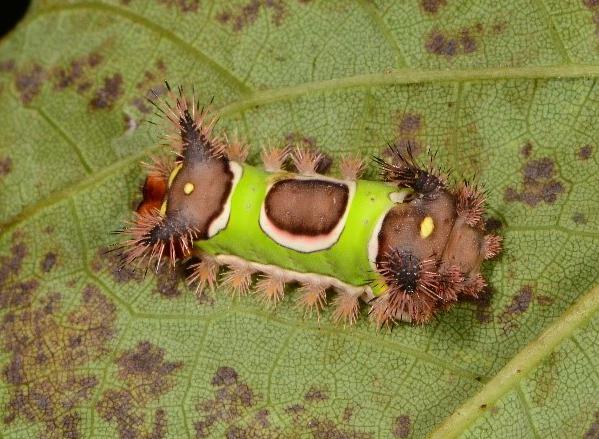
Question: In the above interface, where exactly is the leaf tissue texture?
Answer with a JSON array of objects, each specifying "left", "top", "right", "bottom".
[{"left": 1, "top": 1, "right": 598, "bottom": 438}]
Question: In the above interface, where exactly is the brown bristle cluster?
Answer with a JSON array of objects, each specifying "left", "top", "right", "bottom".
[
  {"left": 291, "top": 147, "right": 329, "bottom": 175},
  {"left": 339, "top": 154, "right": 365, "bottom": 180},
  {"left": 456, "top": 182, "right": 485, "bottom": 227},
  {"left": 375, "top": 145, "right": 447, "bottom": 196},
  {"left": 255, "top": 273, "right": 286, "bottom": 307},
  {"left": 483, "top": 234, "right": 503, "bottom": 260},
  {"left": 372, "top": 250, "right": 441, "bottom": 326},
  {"left": 260, "top": 145, "right": 290, "bottom": 172},
  {"left": 187, "top": 258, "right": 220, "bottom": 298},
  {"left": 149, "top": 83, "right": 223, "bottom": 162}
]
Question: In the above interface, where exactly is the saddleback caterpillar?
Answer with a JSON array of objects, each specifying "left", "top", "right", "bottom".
[{"left": 119, "top": 84, "right": 502, "bottom": 327}]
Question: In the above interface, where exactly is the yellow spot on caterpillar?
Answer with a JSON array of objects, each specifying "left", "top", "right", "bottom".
[
  {"left": 183, "top": 182, "right": 195, "bottom": 195},
  {"left": 420, "top": 216, "right": 434, "bottom": 238}
]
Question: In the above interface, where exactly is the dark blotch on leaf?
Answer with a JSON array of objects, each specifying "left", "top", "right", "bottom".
[
  {"left": 15, "top": 64, "right": 45, "bottom": 103},
  {"left": 392, "top": 415, "right": 412, "bottom": 438},
  {"left": 97, "top": 341, "right": 182, "bottom": 439},
  {"left": 308, "top": 419, "right": 373, "bottom": 439},
  {"left": 157, "top": 0, "right": 200, "bottom": 13},
  {"left": 90, "top": 73, "right": 123, "bottom": 109},
  {"left": 1, "top": 280, "right": 116, "bottom": 439},
  {"left": 52, "top": 52, "right": 104, "bottom": 91},
  {"left": 583, "top": 1, "right": 599, "bottom": 40},
  {"left": 498, "top": 286, "right": 533, "bottom": 331},
  {"left": 390, "top": 112, "right": 425, "bottom": 158},
  {"left": 463, "top": 286, "right": 494, "bottom": 323},
  {"left": 484, "top": 217, "right": 503, "bottom": 232},
  {"left": 520, "top": 141, "right": 533, "bottom": 158},
  {"left": 583, "top": 411, "right": 599, "bottom": 439},
  {"left": 217, "top": 0, "right": 287, "bottom": 32},
  {"left": 155, "top": 265, "right": 183, "bottom": 298},
  {"left": 41, "top": 252, "right": 57, "bottom": 273},
  {"left": 572, "top": 212, "right": 587, "bottom": 225},
  {"left": 425, "top": 25, "right": 483, "bottom": 57},
  {"left": 0, "top": 156, "right": 12, "bottom": 176},
  {"left": 93, "top": 247, "right": 143, "bottom": 284},
  {"left": 398, "top": 113, "right": 422, "bottom": 135},
  {"left": 194, "top": 367, "right": 376, "bottom": 437},
  {"left": 505, "top": 285, "right": 533, "bottom": 315},
  {"left": 504, "top": 157, "right": 564, "bottom": 207},
  {"left": 578, "top": 145, "right": 593, "bottom": 160},
  {"left": 212, "top": 366, "right": 239, "bottom": 386},
  {"left": 194, "top": 366, "right": 256, "bottom": 438},
  {"left": 304, "top": 386, "right": 329, "bottom": 402},
  {"left": 0, "top": 59, "right": 15, "bottom": 71},
  {"left": 0, "top": 241, "right": 33, "bottom": 308},
  {"left": 420, "top": 0, "right": 447, "bottom": 14}
]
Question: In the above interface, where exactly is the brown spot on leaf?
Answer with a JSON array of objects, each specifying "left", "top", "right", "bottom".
[
  {"left": 504, "top": 157, "right": 564, "bottom": 207},
  {"left": 93, "top": 247, "right": 143, "bottom": 284},
  {"left": 421, "top": 0, "right": 447, "bottom": 14},
  {"left": 155, "top": 265, "right": 183, "bottom": 298},
  {"left": 392, "top": 414, "right": 412, "bottom": 438},
  {"left": 498, "top": 286, "right": 533, "bottom": 332},
  {"left": 572, "top": 212, "right": 587, "bottom": 225},
  {"left": 398, "top": 113, "right": 422, "bottom": 135},
  {"left": 504, "top": 285, "right": 533, "bottom": 315},
  {"left": 578, "top": 145, "right": 593, "bottom": 160},
  {"left": 584, "top": 411, "right": 599, "bottom": 439},
  {"left": 52, "top": 53, "right": 104, "bottom": 91},
  {"left": 304, "top": 385, "right": 329, "bottom": 402},
  {"left": 90, "top": 73, "right": 124, "bottom": 109},
  {"left": 463, "top": 286, "right": 494, "bottom": 323},
  {"left": 211, "top": 365, "right": 239, "bottom": 386},
  {"left": 285, "top": 131, "right": 317, "bottom": 149},
  {"left": 484, "top": 217, "right": 503, "bottom": 232},
  {"left": 194, "top": 367, "right": 375, "bottom": 437},
  {"left": 0, "top": 156, "right": 13, "bottom": 176},
  {"left": 217, "top": 0, "right": 287, "bottom": 32},
  {"left": 388, "top": 112, "right": 425, "bottom": 159},
  {"left": 194, "top": 366, "right": 256, "bottom": 438},
  {"left": 536, "top": 295, "right": 554, "bottom": 306},
  {"left": 15, "top": 64, "right": 46, "bottom": 103},
  {"left": 425, "top": 25, "right": 483, "bottom": 57},
  {"left": 583, "top": 1, "right": 599, "bottom": 39},
  {"left": 1, "top": 282, "right": 116, "bottom": 438},
  {"left": 342, "top": 406, "right": 355, "bottom": 422},
  {"left": 41, "top": 252, "right": 57, "bottom": 273},
  {"left": 308, "top": 419, "right": 373, "bottom": 439},
  {"left": 157, "top": 0, "right": 200, "bottom": 12},
  {"left": 0, "top": 59, "right": 15, "bottom": 72},
  {"left": 0, "top": 241, "right": 35, "bottom": 309},
  {"left": 97, "top": 341, "right": 182, "bottom": 439},
  {"left": 520, "top": 142, "right": 533, "bottom": 158},
  {"left": 531, "top": 352, "right": 560, "bottom": 406}
]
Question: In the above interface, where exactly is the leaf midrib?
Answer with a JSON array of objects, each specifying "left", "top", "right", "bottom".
[{"left": 429, "top": 283, "right": 599, "bottom": 439}]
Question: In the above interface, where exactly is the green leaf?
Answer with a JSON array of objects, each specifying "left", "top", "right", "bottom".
[{"left": 1, "top": 1, "right": 598, "bottom": 438}]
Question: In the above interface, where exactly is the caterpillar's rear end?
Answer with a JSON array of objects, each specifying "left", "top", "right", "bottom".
[{"left": 119, "top": 84, "right": 501, "bottom": 328}]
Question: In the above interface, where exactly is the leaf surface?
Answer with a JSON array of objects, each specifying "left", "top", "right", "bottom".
[{"left": 1, "top": 1, "right": 598, "bottom": 438}]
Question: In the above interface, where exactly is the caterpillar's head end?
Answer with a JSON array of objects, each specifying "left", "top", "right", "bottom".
[{"left": 372, "top": 162, "right": 502, "bottom": 325}]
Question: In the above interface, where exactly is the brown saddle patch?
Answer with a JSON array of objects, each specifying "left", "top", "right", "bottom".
[{"left": 264, "top": 179, "right": 349, "bottom": 236}]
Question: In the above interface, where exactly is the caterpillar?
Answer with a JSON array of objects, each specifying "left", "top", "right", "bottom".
[{"left": 119, "top": 84, "right": 502, "bottom": 327}]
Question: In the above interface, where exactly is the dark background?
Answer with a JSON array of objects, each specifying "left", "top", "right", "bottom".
[{"left": 0, "top": 2, "right": 30, "bottom": 38}]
